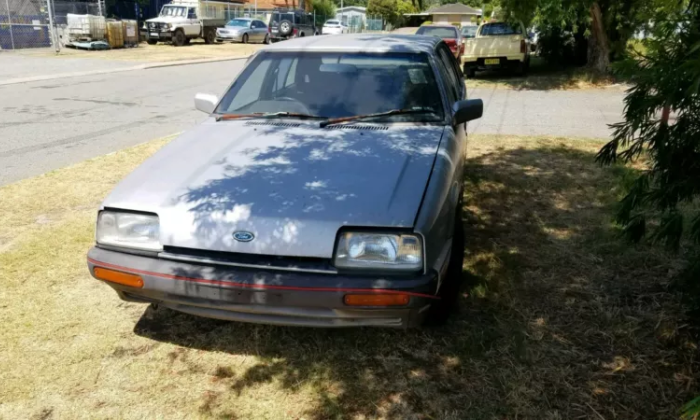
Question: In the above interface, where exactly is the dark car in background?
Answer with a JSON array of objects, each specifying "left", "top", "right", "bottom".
[
  {"left": 269, "top": 9, "right": 318, "bottom": 41},
  {"left": 416, "top": 25, "right": 463, "bottom": 60}
]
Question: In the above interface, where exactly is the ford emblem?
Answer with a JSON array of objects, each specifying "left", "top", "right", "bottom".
[{"left": 233, "top": 231, "right": 254, "bottom": 242}]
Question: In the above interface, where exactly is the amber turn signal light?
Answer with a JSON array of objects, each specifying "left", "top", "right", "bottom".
[
  {"left": 94, "top": 267, "right": 144, "bottom": 288},
  {"left": 344, "top": 294, "right": 410, "bottom": 306}
]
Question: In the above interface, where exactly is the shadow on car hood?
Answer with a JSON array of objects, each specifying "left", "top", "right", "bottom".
[{"left": 102, "top": 120, "right": 445, "bottom": 258}]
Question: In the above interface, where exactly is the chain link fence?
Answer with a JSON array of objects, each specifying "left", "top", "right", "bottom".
[
  {"left": 0, "top": 0, "right": 56, "bottom": 50},
  {"left": 313, "top": 13, "right": 385, "bottom": 34}
]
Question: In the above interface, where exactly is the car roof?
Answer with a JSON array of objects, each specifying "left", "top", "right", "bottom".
[{"left": 261, "top": 34, "right": 441, "bottom": 54}]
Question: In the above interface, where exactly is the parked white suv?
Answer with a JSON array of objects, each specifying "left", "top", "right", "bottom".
[
  {"left": 322, "top": 19, "right": 347, "bottom": 35},
  {"left": 144, "top": 0, "right": 227, "bottom": 46}
]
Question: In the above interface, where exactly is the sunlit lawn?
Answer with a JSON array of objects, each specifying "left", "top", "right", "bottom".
[{"left": 1, "top": 134, "right": 697, "bottom": 419}]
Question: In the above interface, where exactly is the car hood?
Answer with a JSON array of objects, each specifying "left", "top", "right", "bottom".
[
  {"left": 146, "top": 16, "right": 183, "bottom": 24},
  {"left": 102, "top": 120, "right": 445, "bottom": 258}
]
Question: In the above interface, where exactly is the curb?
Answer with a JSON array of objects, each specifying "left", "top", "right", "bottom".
[
  {"left": 0, "top": 55, "right": 250, "bottom": 86},
  {"left": 143, "top": 55, "right": 249, "bottom": 69}
]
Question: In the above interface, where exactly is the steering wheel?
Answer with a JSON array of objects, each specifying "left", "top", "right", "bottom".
[{"left": 273, "top": 96, "right": 311, "bottom": 114}]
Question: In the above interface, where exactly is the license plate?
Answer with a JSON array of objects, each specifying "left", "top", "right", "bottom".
[
  {"left": 485, "top": 58, "right": 500, "bottom": 65},
  {"left": 150, "top": 32, "right": 159, "bottom": 38}
]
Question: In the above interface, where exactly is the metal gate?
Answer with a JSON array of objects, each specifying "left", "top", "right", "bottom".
[{"left": 0, "top": 0, "right": 56, "bottom": 50}]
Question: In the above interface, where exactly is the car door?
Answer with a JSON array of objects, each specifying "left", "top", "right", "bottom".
[
  {"left": 186, "top": 7, "right": 199, "bottom": 37},
  {"left": 254, "top": 20, "right": 267, "bottom": 42}
]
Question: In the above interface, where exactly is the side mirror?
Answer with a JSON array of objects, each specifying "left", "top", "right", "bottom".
[
  {"left": 194, "top": 93, "right": 218, "bottom": 114},
  {"left": 452, "top": 99, "right": 483, "bottom": 125}
]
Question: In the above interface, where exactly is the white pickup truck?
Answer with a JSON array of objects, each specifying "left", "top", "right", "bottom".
[
  {"left": 144, "top": 0, "right": 233, "bottom": 46},
  {"left": 462, "top": 21, "right": 531, "bottom": 77}
]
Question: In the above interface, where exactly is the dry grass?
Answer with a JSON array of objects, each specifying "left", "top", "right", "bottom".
[
  {"left": 16, "top": 41, "right": 263, "bottom": 63},
  {"left": 1, "top": 134, "right": 698, "bottom": 419},
  {"left": 467, "top": 57, "right": 622, "bottom": 91}
]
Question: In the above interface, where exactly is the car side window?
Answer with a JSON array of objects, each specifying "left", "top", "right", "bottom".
[
  {"left": 226, "top": 58, "right": 271, "bottom": 111},
  {"left": 444, "top": 47, "right": 465, "bottom": 99},
  {"left": 187, "top": 8, "right": 197, "bottom": 19},
  {"left": 435, "top": 46, "right": 458, "bottom": 104},
  {"left": 274, "top": 57, "right": 296, "bottom": 93}
]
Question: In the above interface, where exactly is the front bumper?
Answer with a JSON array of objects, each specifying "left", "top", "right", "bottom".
[
  {"left": 145, "top": 30, "right": 172, "bottom": 41},
  {"left": 87, "top": 247, "right": 439, "bottom": 328},
  {"left": 463, "top": 54, "right": 526, "bottom": 66},
  {"left": 216, "top": 32, "right": 244, "bottom": 42}
]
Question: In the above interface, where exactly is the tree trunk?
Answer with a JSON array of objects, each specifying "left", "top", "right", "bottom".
[{"left": 588, "top": 2, "right": 610, "bottom": 72}]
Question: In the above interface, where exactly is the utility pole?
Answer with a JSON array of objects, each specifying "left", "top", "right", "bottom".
[
  {"left": 5, "top": 0, "right": 15, "bottom": 50},
  {"left": 46, "top": 0, "right": 59, "bottom": 52}
]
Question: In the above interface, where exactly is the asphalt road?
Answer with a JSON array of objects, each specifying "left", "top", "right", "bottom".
[
  {"left": 0, "top": 61, "right": 244, "bottom": 185},
  {"left": 0, "top": 60, "right": 625, "bottom": 185}
]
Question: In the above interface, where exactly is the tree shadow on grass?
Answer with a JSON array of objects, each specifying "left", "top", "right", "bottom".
[
  {"left": 468, "top": 57, "right": 618, "bottom": 91},
  {"left": 133, "top": 141, "right": 699, "bottom": 419}
]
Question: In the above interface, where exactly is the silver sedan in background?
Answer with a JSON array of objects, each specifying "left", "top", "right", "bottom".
[{"left": 216, "top": 18, "right": 270, "bottom": 44}]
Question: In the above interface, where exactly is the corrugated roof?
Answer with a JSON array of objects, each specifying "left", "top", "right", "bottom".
[{"left": 426, "top": 3, "right": 481, "bottom": 15}]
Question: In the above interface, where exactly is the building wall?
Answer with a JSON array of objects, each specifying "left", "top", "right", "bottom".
[
  {"left": 335, "top": 10, "right": 365, "bottom": 25},
  {"left": 432, "top": 14, "right": 475, "bottom": 26}
]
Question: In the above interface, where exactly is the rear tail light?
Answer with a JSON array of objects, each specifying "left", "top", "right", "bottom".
[
  {"left": 520, "top": 39, "right": 527, "bottom": 53},
  {"left": 293, "top": 28, "right": 298, "bottom": 35}
]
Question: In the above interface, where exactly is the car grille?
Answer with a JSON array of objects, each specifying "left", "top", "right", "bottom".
[
  {"left": 148, "top": 22, "right": 166, "bottom": 30},
  {"left": 160, "top": 246, "right": 337, "bottom": 274}
]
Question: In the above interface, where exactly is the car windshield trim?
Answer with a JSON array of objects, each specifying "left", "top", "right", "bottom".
[
  {"left": 216, "top": 112, "right": 327, "bottom": 121},
  {"left": 319, "top": 108, "right": 440, "bottom": 128}
]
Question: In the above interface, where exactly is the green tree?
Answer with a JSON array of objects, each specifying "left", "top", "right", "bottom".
[
  {"left": 498, "top": 0, "right": 684, "bottom": 71},
  {"left": 310, "top": 0, "right": 337, "bottom": 22},
  {"left": 367, "top": 0, "right": 400, "bottom": 27},
  {"left": 596, "top": 1, "right": 700, "bottom": 296}
]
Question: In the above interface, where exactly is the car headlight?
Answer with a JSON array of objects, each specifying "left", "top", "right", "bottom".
[
  {"left": 161, "top": 23, "right": 170, "bottom": 30},
  {"left": 334, "top": 232, "right": 423, "bottom": 272},
  {"left": 96, "top": 211, "right": 162, "bottom": 252}
]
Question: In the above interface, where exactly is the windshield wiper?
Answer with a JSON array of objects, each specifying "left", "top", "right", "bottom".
[
  {"left": 319, "top": 108, "right": 438, "bottom": 128},
  {"left": 216, "top": 112, "right": 326, "bottom": 122}
]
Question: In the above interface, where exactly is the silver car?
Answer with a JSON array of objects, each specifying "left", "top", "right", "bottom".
[
  {"left": 216, "top": 18, "right": 270, "bottom": 44},
  {"left": 87, "top": 35, "right": 483, "bottom": 328}
]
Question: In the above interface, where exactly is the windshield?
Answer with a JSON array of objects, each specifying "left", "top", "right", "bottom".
[
  {"left": 159, "top": 5, "right": 186, "bottom": 17},
  {"left": 227, "top": 19, "right": 250, "bottom": 27},
  {"left": 416, "top": 26, "right": 458, "bottom": 39},
  {"left": 479, "top": 22, "right": 522, "bottom": 36},
  {"left": 216, "top": 52, "right": 444, "bottom": 122},
  {"left": 461, "top": 26, "right": 477, "bottom": 38},
  {"left": 325, "top": 20, "right": 339, "bottom": 25}
]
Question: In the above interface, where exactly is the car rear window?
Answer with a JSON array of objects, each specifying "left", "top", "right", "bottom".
[
  {"left": 216, "top": 52, "right": 444, "bottom": 121},
  {"left": 416, "top": 26, "right": 458, "bottom": 39},
  {"left": 479, "top": 22, "right": 522, "bottom": 36},
  {"left": 461, "top": 26, "right": 477, "bottom": 38},
  {"left": 271, "top": 12, "right": 294, "bottom": 24}
]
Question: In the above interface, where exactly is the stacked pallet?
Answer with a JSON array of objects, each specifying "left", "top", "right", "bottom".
[
  {"left": 65, "top": 14, "right": 139, "bottom": 49},
  {"left": 106, "top": 21, "right": 124, "bottom": 48}
]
